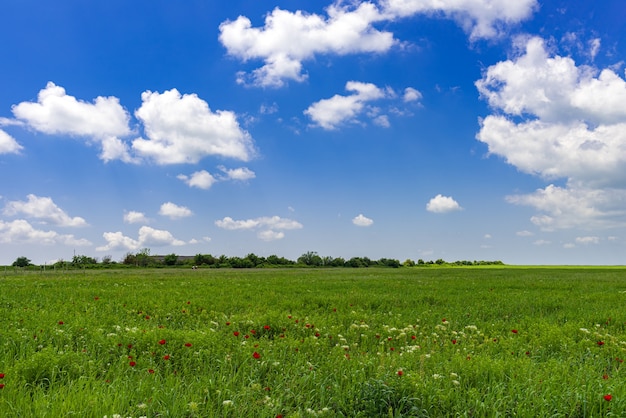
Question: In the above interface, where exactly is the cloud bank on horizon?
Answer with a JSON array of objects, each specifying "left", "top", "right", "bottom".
[{"left": 0, "top": 0, "right": 625, "bottom": 265}]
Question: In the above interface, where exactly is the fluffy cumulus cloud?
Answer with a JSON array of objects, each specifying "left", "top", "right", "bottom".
[
  {"left": 0, "top": 219, "right": 91, "bottom": 246},
  {"left": 476, "top": 36, "right": 626, "bottom": 230},
  {"left": 123, "top": 211, "right": 149, "bottom": 224},
  {"left": 11, "top": 82, "right": 134, "bottom": 162},
  {"left": 3, "top": 194, "right": 88, "bottom": 227},
  {"left": 403, "top": 87, "right": 422, "bottom": 103},
  {"left": 219, "top": 0, "right": 537, "bottom": 87},
  {"left": 178, "top": 166, "right": 256, "bottom": 189},
  {"left": 352, "top": 214, "right": 374, "bottom": 226},
  {"left": 177, "top": 170, "right": 218, "bottom": 190},
  {"left": 379, "top": 0, "right": 538, "bottom": 40},
  {"left": 215, "top": 215, "right": 302, "bottom": 241},
  {"left": 0, "top": 129, "right": 23, "bottom": 154},
  {"left": 133, "top": 89, "right": 256, "bottom": 164},
  {"left": 426, "top": 194, "right": 463, "bottom": 213},
  {"left": 305, "top": 81, "right": 391, "bottom": 129},
  {"left": 158, "top": 202, "right": 193, "bottom": 220},
  {"left": 219, "top": 2, "right": 394, "bottom": 87},
  {"left": 96, "top": 226, "right": 185, "bottom": 252}
]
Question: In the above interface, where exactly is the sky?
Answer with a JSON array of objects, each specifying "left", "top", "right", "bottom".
[{"left": 1, "top": 0, "right": 626, "bottom": 265}]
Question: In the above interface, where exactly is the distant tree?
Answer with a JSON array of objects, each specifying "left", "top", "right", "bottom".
[
  {"left": 72, "top": 255, "right": 97, "bottom": 265},
  {"left": 298, "top": 251, "right": 323, "bottom": 266},
  {"left": 194, "top": 253, "right": 215, "bottom": 266},
  {"left": 12, "top": 256, "right": 31, "bottom": 267},
  {"left": 163, "top": 253, "right": 178, "bottom": 266},
  {"left": 403, "top": 259, "right": 415, "bottom": 267},
  {"left": 122, "top": 252, "right": 137, "bottom": 265},
  {"left": 136, "top": 248, "right": 151, "bottom": 267},
  {"left": 101, "top": 255, "right": 112, "bottom": 265}
]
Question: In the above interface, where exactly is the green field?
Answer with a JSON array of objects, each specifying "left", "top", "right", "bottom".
[{"left": 1, "top": 267, "right": 625, "bottom": 417}]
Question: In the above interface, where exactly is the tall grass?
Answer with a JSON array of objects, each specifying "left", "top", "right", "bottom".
[{"left": 0, "top": 267, "right": 624, "bottom": 416}]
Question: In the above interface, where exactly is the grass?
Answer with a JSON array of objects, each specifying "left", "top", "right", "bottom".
[{"left": 0, "top": 267, "right": 625, "bottom": 417}]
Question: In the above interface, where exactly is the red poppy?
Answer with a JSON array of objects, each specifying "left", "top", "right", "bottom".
[
  {"left": 127, "top": 344, "right": 133, "bottom": 349},
  {"left": 250, "top": 329, "right": 256, "bottom": 335},
  {"left": 148, "top": 369, "right": 155, "bottom": 374},
  {"left": 244, "top": 334, "right": 250, "bottom": 339},
  {"left": 253, "top": 352, "right": 261, "bottom": 359},
  {"left": 604, "top": 394, "right": 612, "bottom": 401},
  {"left": 0, "top": 384, "right": 4, "bottom": 389},
  {"left": 264, "top": 325, "right": 270, "bottom": 330},
  {"left": 129, "top": 361, "right": 136, "bottom": 367},
  {"left": 603, "top": 374, "right": 609, "bottom": 380},
  {"left": 0, "top": 373, "right": 4, "bottom": 378},
  {"left": 58, "top": 321, "right": 64, "bottom": 325},
  {"left": 451, "top": 339, "right": 457, "bottom": 344},
  {"left": 397, "top": 370, "right": 404, "bottom": 376},
  {"left": 163, "top": 355, "right": 170, "bottom": 360},
  {"left": 145, "top": 315, "right": 150, "bottom": 320},
  {"left": 184, "top": 343, "right": 192, "bottom": 347},
  {"left": 226, "top": 322, "right": 231, "bottom": 325},
  {"left": 159, "top": 339, "right": 166, "bottom": 345},
  {"left": 276, "top": 415, "right": 283, "bottom": 418},
  {"left": 597, "top": 341, "right": 605, "bottom": 346},
  {"left": 233, "top": 331, "right": 240, "bottom": 337},
  {"left": 411, "top": 335, "right": 416, "bottom": 340},
  {"left": 511, "top": 329, "right": 518, "bottom": 334},
  {"left": 94, "top": 297, "right": 100, "bottom": 300}
]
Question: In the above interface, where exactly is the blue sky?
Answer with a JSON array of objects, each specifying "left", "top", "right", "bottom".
[{"left": 1, "top": 0, "right": 626, "bottom": 265}]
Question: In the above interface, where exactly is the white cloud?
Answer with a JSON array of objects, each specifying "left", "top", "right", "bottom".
[
  {"left": 0, "top": 130, "right": 23, "bottom": 154},
  {"left": 516, "top": 230, "right": 534, "bottom": 237},
  {"left": 305, "top": 81, "right": 389, "bottom": 129},
  {"left": 218, "top": 165, "right": 256, "bottom": 181},
  {"left": 403, "top": 87, "right": 422, "bottom": 102},
  {"left": 0, "top": 219, "right": 91, "bottom": 246},
  {"left": 132, "top": 88, "right": 256, "bottom": 164},
  {"left": 426, "top": 194, "right": 463, "bottom": 213},
  {"left": 124, "top": 211, "right": 149, "bottom": 224},
  {"left": 4, "top": 194, "right": 87, "bottom": 227},
  {"left": 219, "top": 3, "right": 394, "bottom": 87},
  {"left": 533, "top": 239, "right": 551, "bottom": 246},
  {"left": 380, "top": 0, "right": 537, "bottom": 40},
  {"left": 219, "top": 1, "right": 536, "bottom": 87},
  {"left": 159, "top": 202, "right": 193, "bottom": 219},
  {"left": 352, "top": 214, "right": 374, "bottom": 227},
  {"left": 96, "top": 225, "right": 185, "bottom": 252},
  {"left": 177, "top": 170, "right": 218, "bottom": 190},
  {"left": 215, "top": 215, "right": 302, "bottom": 241},
  {"left": 477, "top": 36, "right": 626, "bottom": 230},
  {"left": 257, "top": 230, "right": 285, "bottom": 241},
  {"left": 575, "top": 236, "right": 600, "bottom": 245},
  {"left": 12, "top": 82, "right": 133, "bottom": 162},
  {"left": 216, "top": 215, "right": 302, "bottom": 231}
]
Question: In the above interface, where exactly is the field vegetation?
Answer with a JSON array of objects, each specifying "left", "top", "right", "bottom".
[{"left": 0, "top": 267, "right": 625, "bottom": 416}]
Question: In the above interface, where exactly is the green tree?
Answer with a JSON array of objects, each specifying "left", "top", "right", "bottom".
[
  {"left": 163, "top": 253, "right": 179, "bottom": 266},
  {"left": 12, "top": 256, "right": 32, "bottom": 267},
  {"left": 297, "top": 251, "right": 322, "bottom": 266}
]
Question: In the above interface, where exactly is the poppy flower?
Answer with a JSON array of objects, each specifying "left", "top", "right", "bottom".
[
  {"left": 58, "top": 321, "right": 64, "bottom": 325},
  {"left": 397, "top": 370, "right": 404, "bottom": 376},
  {"left": 604, "top": 394, "right": 612, "bottom": 401},
  {"left": 603, "top": 374, "right": 609, "bottom": 380},
  {"left": 0, "top": 373, "right": 4, "bottom": 378},
  {"left": 233, "top": 331, "right": 240, "bottom": 337},
  {"left": 129, "top": 361, "right": 136, "bottom": 367},
  {"left": 511, "top": 329, "right": 518, "bottom": 334},
  {"left": 158, "top": 339, "right": 166, "bottom": 345},
  {"left": 264, "top": 325, "right": 270, "bottom": 330},
  {"left": 184, "top": 342, "right": 192, "bottom": 347},
  {"left": 148, "top": 369, "right": 155, "bottom": 374},
  {"left": 225, "top": 322, "right": 231, "bottom": 326},
  {"left": 250, "top": 329, "right": 256, "bottom": 335},
  {"left": 253, "top": 352, "right": 261, "bottom": 359},
  {"left": 0, "top": 384, "right": 4, "bottom": 389},
  {"left": 451, "top": 339, "right": 457, "bottom": 344},
  {"left": 597, "top": 341, "right": 605, "bottom": 346},
  {"left": 163, "top": 355, "right": 170, "bottom": 360}
]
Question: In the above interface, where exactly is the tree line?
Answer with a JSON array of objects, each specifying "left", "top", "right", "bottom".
[{"left": 10, "top": 250, "right": 503, "bottom": 269}]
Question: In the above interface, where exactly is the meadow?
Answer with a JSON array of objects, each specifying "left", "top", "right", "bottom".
[{"left": 0, "top": 267, "right": 625, "bottom": 417}]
